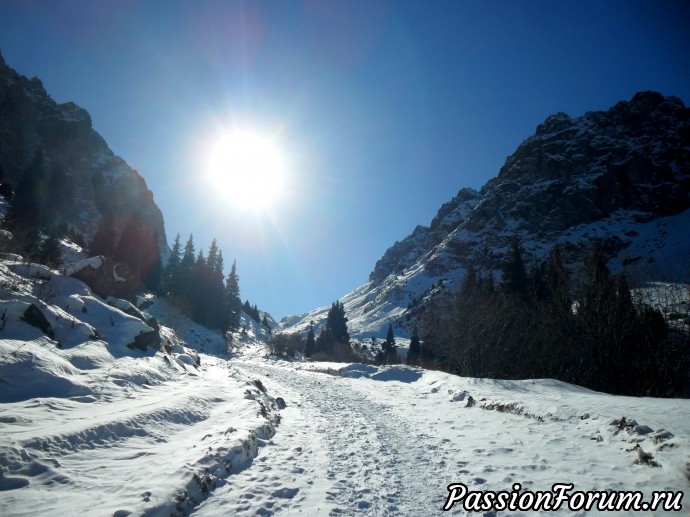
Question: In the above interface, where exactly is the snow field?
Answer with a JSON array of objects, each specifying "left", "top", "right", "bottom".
[
  {"left": 213, "top": 359, "right": 690, "bottom": 516},
  {"left": 0, "top": 354, "right": 282, "bottom": 516}
]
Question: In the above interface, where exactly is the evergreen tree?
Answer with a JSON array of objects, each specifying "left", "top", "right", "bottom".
[
  {"left": 315, "top": 326, "right": 328, "bottom": 356},
  {"left": 543, "top": 245, "right": 570, "bottom": 310},
  {"left": 313, "top": 302, "right": 351, "bottom": 360},
  {"left": 305, "top": 322, "right": 316, "bottom": 357},
  {"left": 37, "top": 234, "right": 62, "bottom": 267},
  {"left": 207, "top": 239, "right": 223, "bottom": 280},
  {"left": 225, "top": 259, "right": 241, "bottom": 330},
  {"left": 383, "top": 323, "right": 397, "bottom": 363},
  {"left": 326, "top": 301, "right": 350, "bottom": 344},
  {"left": 407, "top": 326, "right": 421, "bottom": 366},
  {"left": 191, "top": 249, "right": 208, "bottom": 322},
  {"left": 501, "top": 236, "right": 527, "bottom": 297},
  {"left": 261, "top": 313, "right": 272, "bottom": 336},
  {"left": 204, "top": 239, "right": 226, "bottom": 330},
  {"left": 178, "top": 234, "right": 196, "bottom": 297}
]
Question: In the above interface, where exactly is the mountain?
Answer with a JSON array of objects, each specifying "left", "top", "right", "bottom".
[
  {"left": 0, "top": 51, "right": 167, "bottom": 260},
  {"left": 281, "top": 91, "right": 690, "bottom": 340}
]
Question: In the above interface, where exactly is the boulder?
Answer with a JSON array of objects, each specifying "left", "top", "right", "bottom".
[
  {"left": 21, "top": 304, "right": 54, "bottom": 339},
  {"left": 130, "top": 329, "right": 161, "bottom": 351}
]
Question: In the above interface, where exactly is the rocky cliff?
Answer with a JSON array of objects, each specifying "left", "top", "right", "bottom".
[
  {"left": 282, "top": 91, "right": 690, "bottom": 339},
  {"left": 0, "top": 51, "right": 167, "bottom": 256}
]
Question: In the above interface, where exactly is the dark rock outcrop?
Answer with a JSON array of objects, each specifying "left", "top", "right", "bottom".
[
  {"left": 69, "top": 256, "right": 140, "bottom": 298},
  {"left": 21, "top": 304, "right": 53, "bottom": 339},
  {"left": 0, "top": 52, "right": 168, "bottom": 257},
  {"left": 371, "top": 91, "right": 690, "bottom": 289},
  {"left": 130, "top": 329, "right": 161, "bottom": 351}
]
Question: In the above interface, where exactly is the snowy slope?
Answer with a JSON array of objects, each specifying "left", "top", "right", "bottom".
[{"left": 0, "top": 260, "right": 282, "bottom": 515}]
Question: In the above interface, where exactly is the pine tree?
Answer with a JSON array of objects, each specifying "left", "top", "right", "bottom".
[
  {"left": 37, "top": 234, "right": 62, "bottom": 267},
  {"left": 327, "top": 301, "right": 350, "bottom": 344},
  {"left": 191, "top": 249, "right": 208, "bottom": 323},
  {"left": 207, "top": 239, "right": 223, "bottom": 281},
  {"left": 407, "top": 326, "right": 421, "bottom": 366},
  {"left": 314, "top": 301, "right": 351, "bottom": 360},
  {"left": 225, "top": 259, "right": 241, "bottom": 330},
  {"left": 543, "top": 245, "right": 570, "bottom": 310},
  {"left": 383, "top": 323, "right": 397, "bottom": 363},
  {"left": 501, "top": 236, "right": 527, "bottom": 297},
  {"left": 178, "top": 234, "right": 196, "bottom": 296},
  {"left": 165, "top": 233, "right": 182, "bottom": 294},
  {"left": 305, "top": 323, "right": 316, "bottom": 357},
  {"left": 205, "top": 239, "right": 226, "bottom": 330}
]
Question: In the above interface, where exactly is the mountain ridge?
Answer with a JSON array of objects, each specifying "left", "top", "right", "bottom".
[{"left": 281, "top": 91, "right": 690, "bottom": 340}]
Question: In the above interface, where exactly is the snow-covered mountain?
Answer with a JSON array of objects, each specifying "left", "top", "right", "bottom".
[
  {"left": 0, "top": 52, "right": 167, "bottom": 257},
  {"left": 281, "top": 91, "right": 690, "bottom": 340}
]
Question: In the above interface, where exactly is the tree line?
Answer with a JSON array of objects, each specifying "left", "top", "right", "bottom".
[
  {"left": 270, "top": 301, "right": 357, "bottom": 361},
  {"left": 415, "top": 238, "right": 688, "bottom": 397},
  {"left": 161, "top": 234, "right": 242, "bottom": 331}
]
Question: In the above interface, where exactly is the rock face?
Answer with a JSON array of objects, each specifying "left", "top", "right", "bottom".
[
  {"left": 0, "top": 52, "right": 167, "bottom": 257},
  {"left": 282, "top": 91, "right": 690, "bottom": 339}
]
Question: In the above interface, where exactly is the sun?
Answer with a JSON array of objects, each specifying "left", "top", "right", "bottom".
[{"left": 205, "top": 129, "right": 286, "bottom": 210}]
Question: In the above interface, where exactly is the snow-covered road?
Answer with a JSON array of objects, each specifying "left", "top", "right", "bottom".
[
  {"left": 196, "top": 359, "right": 445, "bottom": 515},
  {"left": 194, "top": 357, "right": 690, "bottom": 516}
]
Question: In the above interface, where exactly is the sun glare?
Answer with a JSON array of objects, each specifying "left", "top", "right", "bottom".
[{"left": 205, "top": 130, "right": 286, "bottom": 210}]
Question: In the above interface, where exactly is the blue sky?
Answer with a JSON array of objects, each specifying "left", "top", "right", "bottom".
[{"left": 1, "top": 1, "right": 689, "bottom": 319}]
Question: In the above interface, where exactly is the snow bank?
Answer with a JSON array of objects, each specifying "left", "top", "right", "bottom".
[
  {"left": 339, "top": 363, "right": 423, "bottom": 383},
  {"left": 0, "top": 338, "right": 90, "bottom": 402},
  {"left": 63, "top": 255, "right": 104, "bottom": 276}
]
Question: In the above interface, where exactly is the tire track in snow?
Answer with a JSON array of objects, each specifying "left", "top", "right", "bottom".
[{"left": 218, "top": 361, "right": 446, "bottom": 516}]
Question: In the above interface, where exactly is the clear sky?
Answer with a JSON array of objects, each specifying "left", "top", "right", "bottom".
[{"left": 1, "top": 1, "right": 689, "bottom": 320}]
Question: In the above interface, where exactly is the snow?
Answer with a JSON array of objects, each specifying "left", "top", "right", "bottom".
[
  {"left": 0, "top": 258, "right": 282, "bottom": 516},
  {"left": 195, "top": 359, "right": 690, "bottom": 515},
  {"left": 64, "top": 255, "right": 104, "bottom": 276},
  {"left": 1, "top": 258, "right": 689, "bottom": 515}
]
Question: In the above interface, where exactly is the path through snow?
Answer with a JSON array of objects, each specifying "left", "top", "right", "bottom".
[
  {"left": 194, "top": 357, "right": 690, "bottom": 516},
  {"left": 196, "top": 359, "right": 445, "bottom": 515}
]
